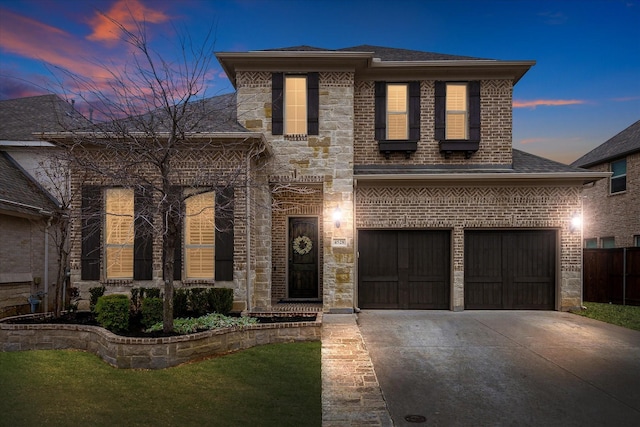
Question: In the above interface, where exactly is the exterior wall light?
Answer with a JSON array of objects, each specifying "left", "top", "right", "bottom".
[
  {"left": 333, "top": 206, "right": 342, "bottom": 228},
  {"left": 570, "top": 213, "right": 582, "bottom": 232}
]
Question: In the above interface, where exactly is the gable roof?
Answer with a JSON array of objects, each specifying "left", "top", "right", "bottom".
[
  {"left": 0, "top": 94, "right": 90, "bottom": 141},
  {"left": 0, "top": 151, "right": 58, "bottom": 217},
  {"left": 571, "top": 119, "right": 640, "bottom": 168}
]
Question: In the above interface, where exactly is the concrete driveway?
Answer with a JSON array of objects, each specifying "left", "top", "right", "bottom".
[{"left": 357, "top": 310, "right": 640, "bottom": 427}]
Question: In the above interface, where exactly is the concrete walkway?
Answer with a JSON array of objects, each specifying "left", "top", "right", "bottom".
[{"left": 321, "top": 314, "right": 393, "bottom": 426}]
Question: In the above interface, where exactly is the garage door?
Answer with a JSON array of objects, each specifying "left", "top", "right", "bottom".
[
  {"left": 358, "top": 230, "right": 450, "bottom": 309},
  {"left": 465, "top": 230, "right": 556, "bottom": 310}
]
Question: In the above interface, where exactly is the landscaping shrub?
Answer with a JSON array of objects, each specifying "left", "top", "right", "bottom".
[
  {"left": 207, "top": 288, "right": 234, "bottom": 315},
  {"left": 173, "top": 289, "right": 189, "bottom": 318},
  {"left": 130, "top": 288, "right": 145, "bottom": 313},
  {"left": 146, "top": 312, "right": 258, "bottom": 334},
  {"left": 189, "top": 288, "right": 208, "bottom": 316},
  {"left": 145, "top": 288, "right": 161, "bottom": 298},
  {"left": 141, "top": 297, "right": 164, "bottom": 329},
  {"left": 95, "top": 294, "right": 130, "bottom": 332},
  {"left": 88, "top": 286, "right": 106, "bottom": 312}
]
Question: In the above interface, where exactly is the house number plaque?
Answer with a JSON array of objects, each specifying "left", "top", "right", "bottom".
[{"left": 332, "top": 237, "right": 348, "bottom": 248}]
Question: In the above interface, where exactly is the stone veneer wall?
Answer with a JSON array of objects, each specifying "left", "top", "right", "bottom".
[
  {"left": 67, "top": 149, "right": 251, "bottom": 309},
  {"left": 236, "top": 71, "right": 356, "bottom": 312},
  {"left": 356, "top": 185, "right": 583, "bottom": 310},
  {"left": 353, "top": 79, "right": 513, "bottom": 165},
  {"left": 581, "top": 152, "right": 640, "bottom": 247},
  {"left": 1, "top": 313, "right": 321, "bottom": 369}
]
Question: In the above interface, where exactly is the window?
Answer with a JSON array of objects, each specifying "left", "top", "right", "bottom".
[
  {"left": 601, "top": 237, "right": 615, "bottom": 248},
  {"left": 584, "top": 238, "right": 597, "bottom": 248},
  {"left": 272, "top": 73, "right": 319, "bottom": 136},
  {"left": 634, "top": 235, "right": 640, "bottom": 247},
  {"left": 610, "top": 158, "right": 626, "bottom": 194},
  {"left": 435, "top": 81, "right": 480, "bottom": 156},
  {"left": 185, "top": 191, "right": 215, "bottom": 279},
  {"left": 446, "top": 83, "right": 468, "bottom": 139},
  {"left": 105, "top": 188, "right": 134, "bottom": 279},
  {"left": 386, "top": 84, "right": 409, "bottom": 140},
  {"left": 285, "top": 76, "right": 307, "bottom": 135}
]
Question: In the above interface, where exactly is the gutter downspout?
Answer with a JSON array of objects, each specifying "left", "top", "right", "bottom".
[{"left": 245, "top": 151, "right": 252, "bottom": 312}]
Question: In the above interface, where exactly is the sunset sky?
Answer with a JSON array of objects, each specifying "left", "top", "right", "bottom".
[{"left": 1, "top": 0, "right": 639, "bottom": 164}]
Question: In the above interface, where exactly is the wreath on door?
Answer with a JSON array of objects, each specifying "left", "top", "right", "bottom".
[{"left": 292, "top": 235, "right": 313, "bottom": 255}]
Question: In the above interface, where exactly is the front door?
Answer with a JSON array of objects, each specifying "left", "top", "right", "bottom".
[{"left": 288, "top": 217, "right": 319, "bottom": 299}]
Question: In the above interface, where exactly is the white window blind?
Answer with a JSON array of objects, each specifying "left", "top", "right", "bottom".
[
  {"left": 446, "top": 83, "right": 468, "bottom": 139},
  {"left": 387, "top": 84, "right": 408, "bottom": 140},
  {"left": 105, "top": 188, "right": 134, "bottom": 279},
  {"left": 185, "top": 191, "right": 215, "bottom": 279},
  {"left": 285, "top": 76, "right": 307, "bottom": 135}
]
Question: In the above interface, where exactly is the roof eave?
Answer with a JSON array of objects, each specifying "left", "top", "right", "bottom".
[
  {"left": 573, "top": 147, "right": 640, "bottom": 169},
  {"left": 355, "top": 171, "right": 610, "bottom": 185}
]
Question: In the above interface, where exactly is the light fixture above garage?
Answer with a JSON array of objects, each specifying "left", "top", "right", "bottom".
[{"left": 570, "top": 213, "right": 582, "bottom": 232}]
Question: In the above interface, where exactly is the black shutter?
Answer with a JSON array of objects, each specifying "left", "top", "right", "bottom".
[
  {"left": 215, "top": 187, "right": 234, "bottom": 281},
  {"left": 409, "top": 81, "right": 421, "bottom": 141},
  {"left": 434, "top": 81, "right": 446, "bottom": 141},
  {"left": 272, "top": 73, "right": 284, "bottom": 135},
  {"left": 468, "top": 81, "right": 481, "bottom": 141},
  {"left": 133, "top": 187, "right": 153, "bottom": 280},
  {"left": 374, "top": 82, "right": 386, "bottom": 140},
  {"left": 307, "top": 72, "right": 319, "bottom": 135},
  {"left": 81, "top": 186, "right": 101, "bottom": 280}
]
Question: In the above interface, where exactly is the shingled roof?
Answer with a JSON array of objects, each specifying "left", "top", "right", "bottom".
[
  {"left": 0, "top": 94, "right": 90, "bottom": 141},
  {"left": 0, "top": 151, "right": 58, "bottom": 217},
  {"left": 260, "top": 44, "right": 492, "bottom": 61},
  {"left": 571, "top": 119, "right": 640, "bottom": 168}
]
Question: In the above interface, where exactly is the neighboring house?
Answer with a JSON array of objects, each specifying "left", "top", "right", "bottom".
[
  {"left": 0, "top": 94, "right": 86, "bottom": 316},
  {"left": 571, "top": 120, "right": 640, "bottom": 248},
  {"left": 58, "top": 45, "right": 608, "bottom": 313}
]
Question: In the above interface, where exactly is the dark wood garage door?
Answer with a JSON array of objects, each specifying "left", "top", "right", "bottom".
[
  {"left": 465, "top": 230, "right": 556, "bottom": 310},
  {"left": 358, "top": 230, "right": 450, "bottom": 309}
]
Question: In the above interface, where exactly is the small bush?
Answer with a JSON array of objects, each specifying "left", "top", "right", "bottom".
[
  {"left": 173, "top": 289, "right": 189, "bottom": 318},
  {"left": 189, "top": 288, "right": 208, "bottom": 316},
  {"left": 88, "top": 286, "right": 106, "bottom": 312},
  {"left": 146, "top": 313, "right": 258, "bottom": 334},
  {"left": 145, "top": 288, "right": 161, "bottom": 299},
  {"left": 95, "top": 294, "right": 130, "bottom": 332},
  {"left": 207, "top": 288, "right": 234, "bottom": 315},
  {"left": 141, "top": 297, "right": 164, "bottom": 329}
]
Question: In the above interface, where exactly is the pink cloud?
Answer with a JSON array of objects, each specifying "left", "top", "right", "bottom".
[
  {"left": 611, "top": 96, "right": 640, "bottom": 102},
  {"left": 87, "top": 0, "right": 170, "bottom": 43},
  {"left": 519, "top": 137, "right": 550, "bottom": 145},
  {"left": 513, "top": 99, "right": 586, "bottom": 109}
]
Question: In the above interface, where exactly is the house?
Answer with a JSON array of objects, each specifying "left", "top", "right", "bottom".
[
  {"left": 0, "top": 94, "right": 88, "bottom": 316},
  {"left": 56, "top": 45, "right": 608, "bottom": 313},
  {"left": 571, "top": 120, "right": 640, "bottom": 248}
]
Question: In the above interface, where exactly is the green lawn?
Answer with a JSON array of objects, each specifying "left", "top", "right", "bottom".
[
  {"left": 0, "top": 342, "right": 321, "bottom": 427},
  {"left": 572, "top": 302, "right": 640, "bottom": 331}
]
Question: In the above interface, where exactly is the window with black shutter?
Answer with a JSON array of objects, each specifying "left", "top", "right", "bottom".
[
  {"left": 435, "top": 81, "right": 481, "bottom": 158},
  {"left": 375, "top": 81, "right": 420, "bottom": 158},
  {"left": 215, "top": 187, "right": 234, "bottom": 281},
  {"left": 133, "top": 187, "right": 153, "bottom": 280},
  {"left": 271, "top": 72, "right": 319, "bottom": 137}
]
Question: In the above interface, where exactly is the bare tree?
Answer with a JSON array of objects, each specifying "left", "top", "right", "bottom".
[{"left": 43, "top": 16, "right": 267, "bottom": 333}]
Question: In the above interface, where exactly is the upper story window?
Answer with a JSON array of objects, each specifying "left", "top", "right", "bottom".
[
  {"left": 445, "top": 83, "right": 468, "bottom": 139},
  {"left": 272, "top": 73, "right": 319, "bottom": 137},
  {"left": 610, "top": 158, "right": 626, "bottom": 194},
  {"left": 634, "top": 235, "right": 640, "bottom": 247},
  {"left": 185, "top": 191, "right": 215, "bottom": 279},
  {"left": 105, "top": 188, "right": 134, "bottom": 279},
  {"left": 386, "top": 84, "right": 409, "bottom": 140},
  {"left": 285, "top": 76, "right": 307, "bottom": 135},
  {"left": 435, "top": 81, "right": 480, "bottom": 158},
  {"left": 601, "top": 236, "right": 615, "bottom": 248}
]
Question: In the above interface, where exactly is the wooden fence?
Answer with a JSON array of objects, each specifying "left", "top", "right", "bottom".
[{"left": 583, "top": 248, "right": 640, "bottom": 306}]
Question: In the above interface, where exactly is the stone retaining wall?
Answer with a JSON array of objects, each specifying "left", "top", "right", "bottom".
[{"left": 0, "top": 313, "right": 321, "bottom": 369}]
